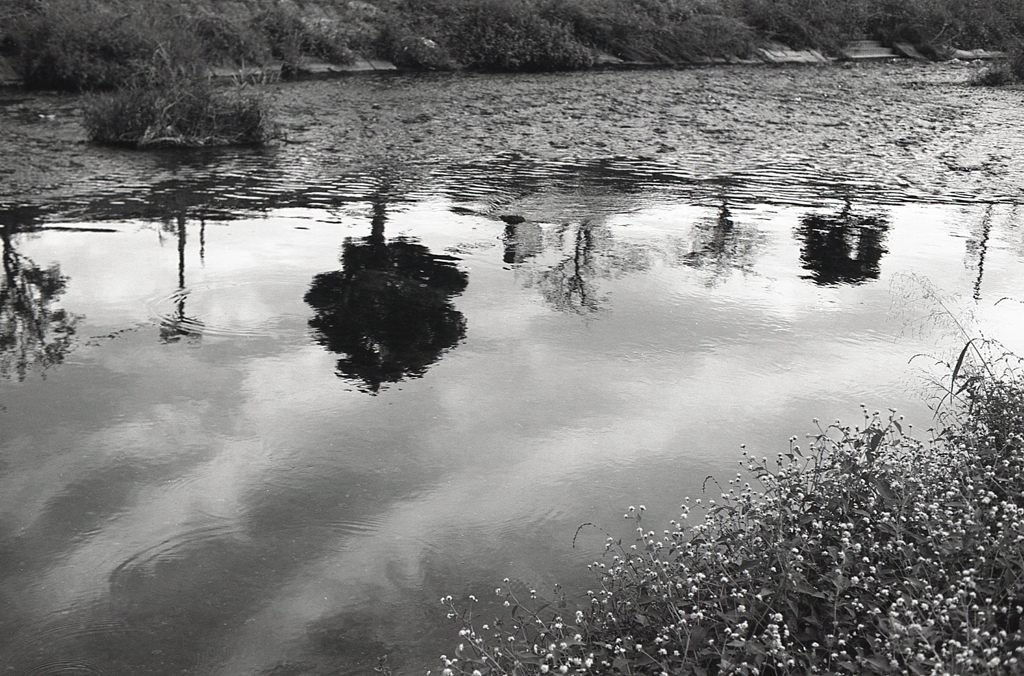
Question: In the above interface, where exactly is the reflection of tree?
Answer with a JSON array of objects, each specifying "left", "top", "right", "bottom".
[
  {"left": 158, "top": 214, "right": 204, "bottom": 343},
  {"left": 517, "top": 220, "right": 654, "bottom": 315},
  {"left": 502, "top": 221, "right": 544, "bottom": 265},
  {"left": 795, "top": 206, "right": 890, "bottom": 286},
  {"left": 304, "top": 187, "right": 468, "bottom": 394},
  {"left": 0, "top": 207, "right": 79, "bottom": 380},
  {"left": 965, "top": 204, "right": 994, "bottom": 302},
  {"left": 679, "top": 204, "right": 765, "bottom": 286},
  {"left": 537, "top": 222, "right": 605, "bottom": 314}
]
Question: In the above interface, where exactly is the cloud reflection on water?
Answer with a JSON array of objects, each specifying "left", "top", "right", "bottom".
[{"left": 0, "top": 181, "right": 1022, "bottom": 675}]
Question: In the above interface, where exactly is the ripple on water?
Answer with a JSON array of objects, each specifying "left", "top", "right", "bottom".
[
  {"left": 109, "top": 521, "right": 241, "bottom": 589},
  {"left": 146, "top": 285, "right": 296, "bottom": 341},
  {"left": 24, "top": 661, "right": 108, "bottom": 676},
  {"left": 2, "top": 614, "right": 131, "bottom": 676}
]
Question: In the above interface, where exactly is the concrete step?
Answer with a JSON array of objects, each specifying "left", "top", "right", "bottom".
[
  {"left": 842, "top": 40, "right": 899, "bottom": 60},
  {"left": 759, "top": 42, "right": 831, "bottom": 64}
]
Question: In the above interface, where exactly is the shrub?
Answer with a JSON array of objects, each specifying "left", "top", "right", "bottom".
[
  {"left": 542, "top": 0, "right": 754, "bottom": 63},
  {"left": 445, "top": 0, "right": 595, "bottom": 71},
  {"left": 378, "top": 22, "right": 459, "bottom": 70},
  {"left": 439, "top": 344, "right": 1024, "bottom": 675},
  {"left": 723, "top": 0, "right": 871, "bottom": 53},
  {"left": 972, "top": 40, "right": 1024, "bottom": 86},
  {"left": 183, "top": 10, "right": 271, "bottom": 67},
  {"left": 250, "top": 4, "right": 355, "bottom": 70},
  {"left": 83, "top": 70, "right": 276, "bottom": 148},
  {"left": 9, "top": 0, "right": 209, "bottom": 91},
  {"left": 872, "top": 0, "right": 1024, "bottom": 53}
]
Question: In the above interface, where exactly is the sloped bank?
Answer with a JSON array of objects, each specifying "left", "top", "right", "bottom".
[{"left": 0, "top": 0, "right": 1020, "bottom": 92}]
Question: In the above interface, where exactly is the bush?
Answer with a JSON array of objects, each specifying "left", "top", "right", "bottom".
[
  {"left": 872, "top": 0, "right": 1024, "bottom": 53},
  {"left": 378, "top": 22, "right": 459, "bottom": 70},
  {"left": 723, "top": 0, "right": 871, "bottom": 54},
  {"left": 972, "top": 40, "right": 1024, "bottom": 86},
  {"left": 11, "top": 0, "right": 195, "bottom": 90},
  {"left": 250, "top": 5, "right": 355, "bottom": 69},
  {"left": 83, "top": 68, "right": 276, "bottom": 148},
  {"left": 439, "top": 344, "right": 1024, "bottom": 675},
  {"left": 443, "top": 0, "right": 595, "bottom": 71},
  {"left": 4, "top": 0, "right": 364, "bottom": 91},
  {"left": 543, "top": 0, "right": 754, "bottom": 63}
]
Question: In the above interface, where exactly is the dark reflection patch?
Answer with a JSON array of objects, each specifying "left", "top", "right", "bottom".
[{"left": 795, "top": 206, "right": 890, "bottom": 286}]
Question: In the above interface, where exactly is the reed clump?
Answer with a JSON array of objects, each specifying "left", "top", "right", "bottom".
[{"left": 82, "top": 52, "right": 276, "bottom": 148}]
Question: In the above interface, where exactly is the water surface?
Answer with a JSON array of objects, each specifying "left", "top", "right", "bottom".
[{"left": 2, "top": 64, "right": 1024, "bottom": 675}]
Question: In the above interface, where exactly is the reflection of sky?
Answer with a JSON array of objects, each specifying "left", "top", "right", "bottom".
[{"left": 2, "top": 199, "right": 1023, "bottom": 674}]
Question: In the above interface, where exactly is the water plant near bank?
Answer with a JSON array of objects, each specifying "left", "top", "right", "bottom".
[
  {"left": 82, "top": 50, "right": 276, "bottom": 147},
  {"left": 438, "top": 342, "right": 1024, "bottom": 675},
  {"left": 972, "top": 41, "right": 1024, "bottom": 86}
]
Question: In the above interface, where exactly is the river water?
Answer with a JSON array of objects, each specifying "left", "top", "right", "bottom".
[{"left": 2, "top": 62, "right": 1024, "bottom": 675}]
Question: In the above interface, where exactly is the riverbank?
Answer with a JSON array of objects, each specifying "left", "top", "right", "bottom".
[{"left": 0, "top": 0, "right": 1020, "bottom": 91}]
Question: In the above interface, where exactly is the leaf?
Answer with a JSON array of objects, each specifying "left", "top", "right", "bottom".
[
  {"left": 872, "top": 478, "right": 896, "bottom": 501},
  {"left": 866, "top": 655, "right": 890, "bottom": 672},
  {"left": 951, "top": 339, "right": 974, "bottom": 390}
]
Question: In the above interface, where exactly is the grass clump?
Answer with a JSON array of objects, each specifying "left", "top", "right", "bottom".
[
  {"left": 439, "top": 344, "right": 1024, "bottom": 675},
  {"left": 83, "top": 55, "right": 276, "bottom": 148},
  {"left": 972, "top": 41, "right": 1024, "bottom": 86}
]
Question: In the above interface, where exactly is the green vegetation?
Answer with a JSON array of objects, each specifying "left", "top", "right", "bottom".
[
  {"left": 73, "top": 39, "right": 276, "bottom": 148},
  {"left": 3, "top": 0, "right": 1024, "bottom": 87},
  {"left": 82, "top": 74, "right": 276, "bottom": 147},
  {"left": 438, "top": 342, "right": 1024, "bottom": 675},
  {"left": 972, "top": 41, "right": 1024, "bottom": 86},
  {"left": 0, "top": 0, "right": 363, "bottom": 91}
]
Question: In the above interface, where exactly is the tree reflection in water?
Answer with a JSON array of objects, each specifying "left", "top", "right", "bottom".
[
  {"left": 537, "top": 222, "right": 606, "bottom": 314},
  {"left": 0, "top": 207, "right": 78, "bottom": 380},
  {"left": 680, "top": 203, "right": 766, "bottom": 286},
  {"left": 304, "top": 187, "right": 468, "bottom": 393},
  {"left": 795, "top": 205, "right": 890, "bottom": 285},
  {"left": 158, "top": 214, "right": 205, "bottom": 344}
]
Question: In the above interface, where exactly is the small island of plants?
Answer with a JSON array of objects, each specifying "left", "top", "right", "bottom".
[
  {"left": 437, "top": 342, "right": 1024, "bottom": 675},
  {"left": 82, "top": 59, "right": 276, "bottom": 148}
]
